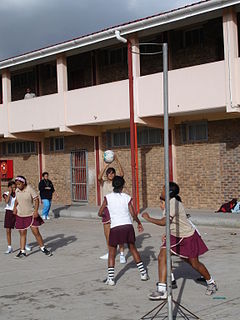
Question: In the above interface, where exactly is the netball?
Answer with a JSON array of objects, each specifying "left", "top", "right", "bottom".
[{"left": 103, "top": 150, "right": 115, "bottom": 163}]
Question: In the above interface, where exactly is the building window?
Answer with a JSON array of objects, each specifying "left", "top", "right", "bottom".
[
  {"left": 108, "top": 127, "right": 162, "bottom": 148},
  {"left": 100, "top": 47, "right": 127, "bottom": 67},
  {"left": 181, "top": 122, "right": 208, "bottom": 143},
  {"left": 50, "top": 137, "right": 64, "bottom": 152},
  {"left": 183, "top": 27, "right": 204, "bottom": 48},
  {"left": 2, "top": 141, "right": 36, "bottom": 155}
]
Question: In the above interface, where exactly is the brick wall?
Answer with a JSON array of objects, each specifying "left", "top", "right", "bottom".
[
  {"left": 0, "top": 153, "right": 39, "bottom": 196},
  {"left": 44, "top": 135, "right": 96, "bottom": 205},
  {"left": 101, "top": 132, "right": 165, "bottom": 209},
  {"left": 0, "top": 135, "right": 96, "bottom": 206},
  {"left": 175, "top": 119, "right": 240, "bottom": 209}
]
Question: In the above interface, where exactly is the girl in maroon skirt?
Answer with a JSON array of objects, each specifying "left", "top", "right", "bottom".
[
  {"left": 3, "top": 181, "right": 17, "bottom": 254},
  {"left": 13, "top": 176, "right": 52, "bottom": 258},
  {"left": 142, "top": 182, "right": 217, "bottom": 300},
  {"left": 98, "top": 176, "right": 148, "bottom": 286}
]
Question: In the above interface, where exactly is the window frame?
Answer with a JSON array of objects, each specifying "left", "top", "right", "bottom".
[
  {"left": 49, "top": 136, "right": 64, "bottom": 152},
  {"left": 2, "top": 141, "right": 36, "bottom": 155},
  {"left": 181, "top": 121, "right": 208, "bottom": 143},
  {"left": 108, "top": 127, "right": 162, "bottom": 148}
]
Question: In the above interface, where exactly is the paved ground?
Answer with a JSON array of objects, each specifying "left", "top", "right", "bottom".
[{"left": 0, "top": 216, "right": 239, "bottom": 320}]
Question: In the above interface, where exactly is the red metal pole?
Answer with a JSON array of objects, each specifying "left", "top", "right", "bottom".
[
  {"left": 134, "top": 123, "right": 140, "bottom": 213},
  {"left": 128, "top": 40, "right": 137, "bottom": 211},
  {"left": 95, "top": 136, "right": 101, "bottom": 205},
  {"left": 38, "top": 142, "right": 43, "bottom": 181},
  {"left": 169, "top": 130, "right": 173, "bottom": 181}
]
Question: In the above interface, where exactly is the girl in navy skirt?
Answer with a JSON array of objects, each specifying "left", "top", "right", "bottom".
[
  {"left": 13, "top": 176, "right": 52, "bottom": 258},
  {"left": 98, "top": 176, "right": 148, "bottom": 286},
  {"left": 142, "top": 182, "right": 217, "bottom": 300}
]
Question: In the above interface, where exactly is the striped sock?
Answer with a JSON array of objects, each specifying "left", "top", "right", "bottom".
[
  {"left": 136, "top": 261, "right": 146, "bottom": 275},
  {"left": 108, "top": 267, "right": 115, "bottom": 280}
]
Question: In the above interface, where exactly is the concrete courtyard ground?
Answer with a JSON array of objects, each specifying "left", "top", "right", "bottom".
[{"left": 0, "top": 216, "right": 239, "bottom": 320}]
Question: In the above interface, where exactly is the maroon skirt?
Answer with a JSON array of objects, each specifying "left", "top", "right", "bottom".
[
  {"left": 109, "top": 224, "right": 136, "bottom": 247},
  {"left": 15, "top": 215, "right": 44, "bottom": 230},
  {"left": 4, "top": 210, "right": 16, "bottom": 229},
  {"left": 102, "top": 207, "right": 111, "bottom": 224},
  {"left": 162, "top": 230, "right": 208, "bottom": 259}
]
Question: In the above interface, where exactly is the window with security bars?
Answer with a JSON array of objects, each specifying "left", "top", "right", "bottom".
[
  {"left": 181, "top": 122, "right": 208, "bottom": 143},
  {"left": 108, "top": 127, "right": 162, "bottom": 148},
  {"left": 50, "top": 137, "right": 64, "bottom": 152},
  {"left": 1, "top": 141, "right": 36, "bottom": 155}
]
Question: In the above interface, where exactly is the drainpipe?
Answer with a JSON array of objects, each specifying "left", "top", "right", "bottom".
[{"left": 115, "top": 30, "right": 137, "bottom": 212}]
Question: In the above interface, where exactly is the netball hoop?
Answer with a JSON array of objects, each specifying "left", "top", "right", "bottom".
[{"left": 132, "top": 43, "right": 200, "bottom": 320}]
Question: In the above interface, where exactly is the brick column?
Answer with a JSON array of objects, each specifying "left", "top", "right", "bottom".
[{"left": 223, "top": 7, "right": 240, "bottom": 112}]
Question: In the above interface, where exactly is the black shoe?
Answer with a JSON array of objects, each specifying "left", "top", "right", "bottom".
[
  {"left": 15, "top": 251, "right": 27, "bottom": 259},
  {"left": 196, "top": 276, "right": 206, "bottom": 283},
  {"left": 172, "top": 280, "right": 178, "bottom": 289},
  {"left": 41, "top": 247, "right": 53, "bottom": 256}
]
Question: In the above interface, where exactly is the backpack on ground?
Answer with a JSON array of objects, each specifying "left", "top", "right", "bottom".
[{"left": 216, "top": 199, "right": 237, "bottom": 213}]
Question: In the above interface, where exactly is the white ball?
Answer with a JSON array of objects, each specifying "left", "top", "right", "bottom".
[{"left": 104, "top": 150, "right": 115, "bottom": 163}]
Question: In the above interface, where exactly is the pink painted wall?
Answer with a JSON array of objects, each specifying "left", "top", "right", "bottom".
[
  {"left": 137, "top": 61, "right": 226, "bottom": 117},
  {"left": 65, "top": 80, "right": 130, "bottom": 126},
  {"left": 9, "top": 93, "right": 64, "bottom": 133},
  {"left": 0, "top": 107, "right": 8, "bottom": 136},
  {"left": 0, "top": 61, "right": 230, "bottom": 135}
]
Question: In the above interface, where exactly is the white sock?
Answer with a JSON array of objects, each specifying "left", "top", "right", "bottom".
[
  {"left": 8, "top": 245, "right": 12, "bottom": 249},
  {"left": 171, "top": 273, "right": 175, "bottom": 282},
  {"left": 21, "top": 249, "right": 26, "bottom": 253},
  {"left": 206, "top": 277, "right": 214, "bottom": 285},
  {"left": 40, "top": 246, "right": 45, "bottom": 251},
  {"left": 157, "top": 282, "right": 166, "bottom": 293}
]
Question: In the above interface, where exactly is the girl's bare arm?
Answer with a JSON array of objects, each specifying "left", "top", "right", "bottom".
[{"left": 98, "top": 198, "right": 107, "bottom": 217}]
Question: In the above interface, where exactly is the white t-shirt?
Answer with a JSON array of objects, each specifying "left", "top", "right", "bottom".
[
  {"left": 24, "top": 93, "right": 36, "bottom": 99},
  {"left": 106, "top": 192, "right": 132, "bottom": 229},
  {"left": 3, "top": 191, "right": 16, "bottom": 211}
]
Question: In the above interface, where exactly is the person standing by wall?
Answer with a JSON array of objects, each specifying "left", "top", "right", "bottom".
[
  {"left": 38, "top": 172, "right": 55, "bottom": 220},
  {"left": 24, "top": 88, "right": 36, "bottom": 99}
]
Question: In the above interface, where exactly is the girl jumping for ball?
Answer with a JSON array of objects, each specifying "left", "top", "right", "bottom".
[
  {"left": 98, "top": 176, "right": 148, "bottom": 286},
  {"left": 13, "top": 176, "right": 52, "bottom": 258},
  {"left": 142, "top": 182, "right": 217, "bottom": 300},
  {"left": 98, "top": 155, "right": 126, "bottom": 263}
]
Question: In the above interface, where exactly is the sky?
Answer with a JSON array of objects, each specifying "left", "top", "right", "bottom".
[{"left": 0, "top": 0, "right": 203, "bottom": 61}]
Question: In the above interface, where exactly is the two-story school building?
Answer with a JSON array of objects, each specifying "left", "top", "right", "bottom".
[{"left": 1, "top": 0, "right": 240, "bottom": 210}]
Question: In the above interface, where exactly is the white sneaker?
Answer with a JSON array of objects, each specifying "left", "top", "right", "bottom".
[
  {"left": 42, "top": 216, "right": 46, "bottom": 220},
  {"left": 105, "top": 278, "right": 115, "bottom": 286},
  {"left": 5, "top": 247, "right": 13, "bottom": 254},
  {"left": 120, "top": 254, "right": 126, "bottom": 264},
  {"left": 25, "top": 244, "right": 32, "bottom": 252},
  {"left": 100, "top": 253, "right": 109, "bottom": 260},
  {"left": 148, "top": 290, "right": 167, "bottom": 300},
  {"left": 141, "top": 273, "right": 149, "bottom": 281},
  {"left": 46, "top": 216, "right": 50, "bottom": 220}
]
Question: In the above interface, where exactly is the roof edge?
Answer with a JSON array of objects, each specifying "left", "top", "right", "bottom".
[{"left": 0, "top": 0, "right": 238, "bottom": 70}]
